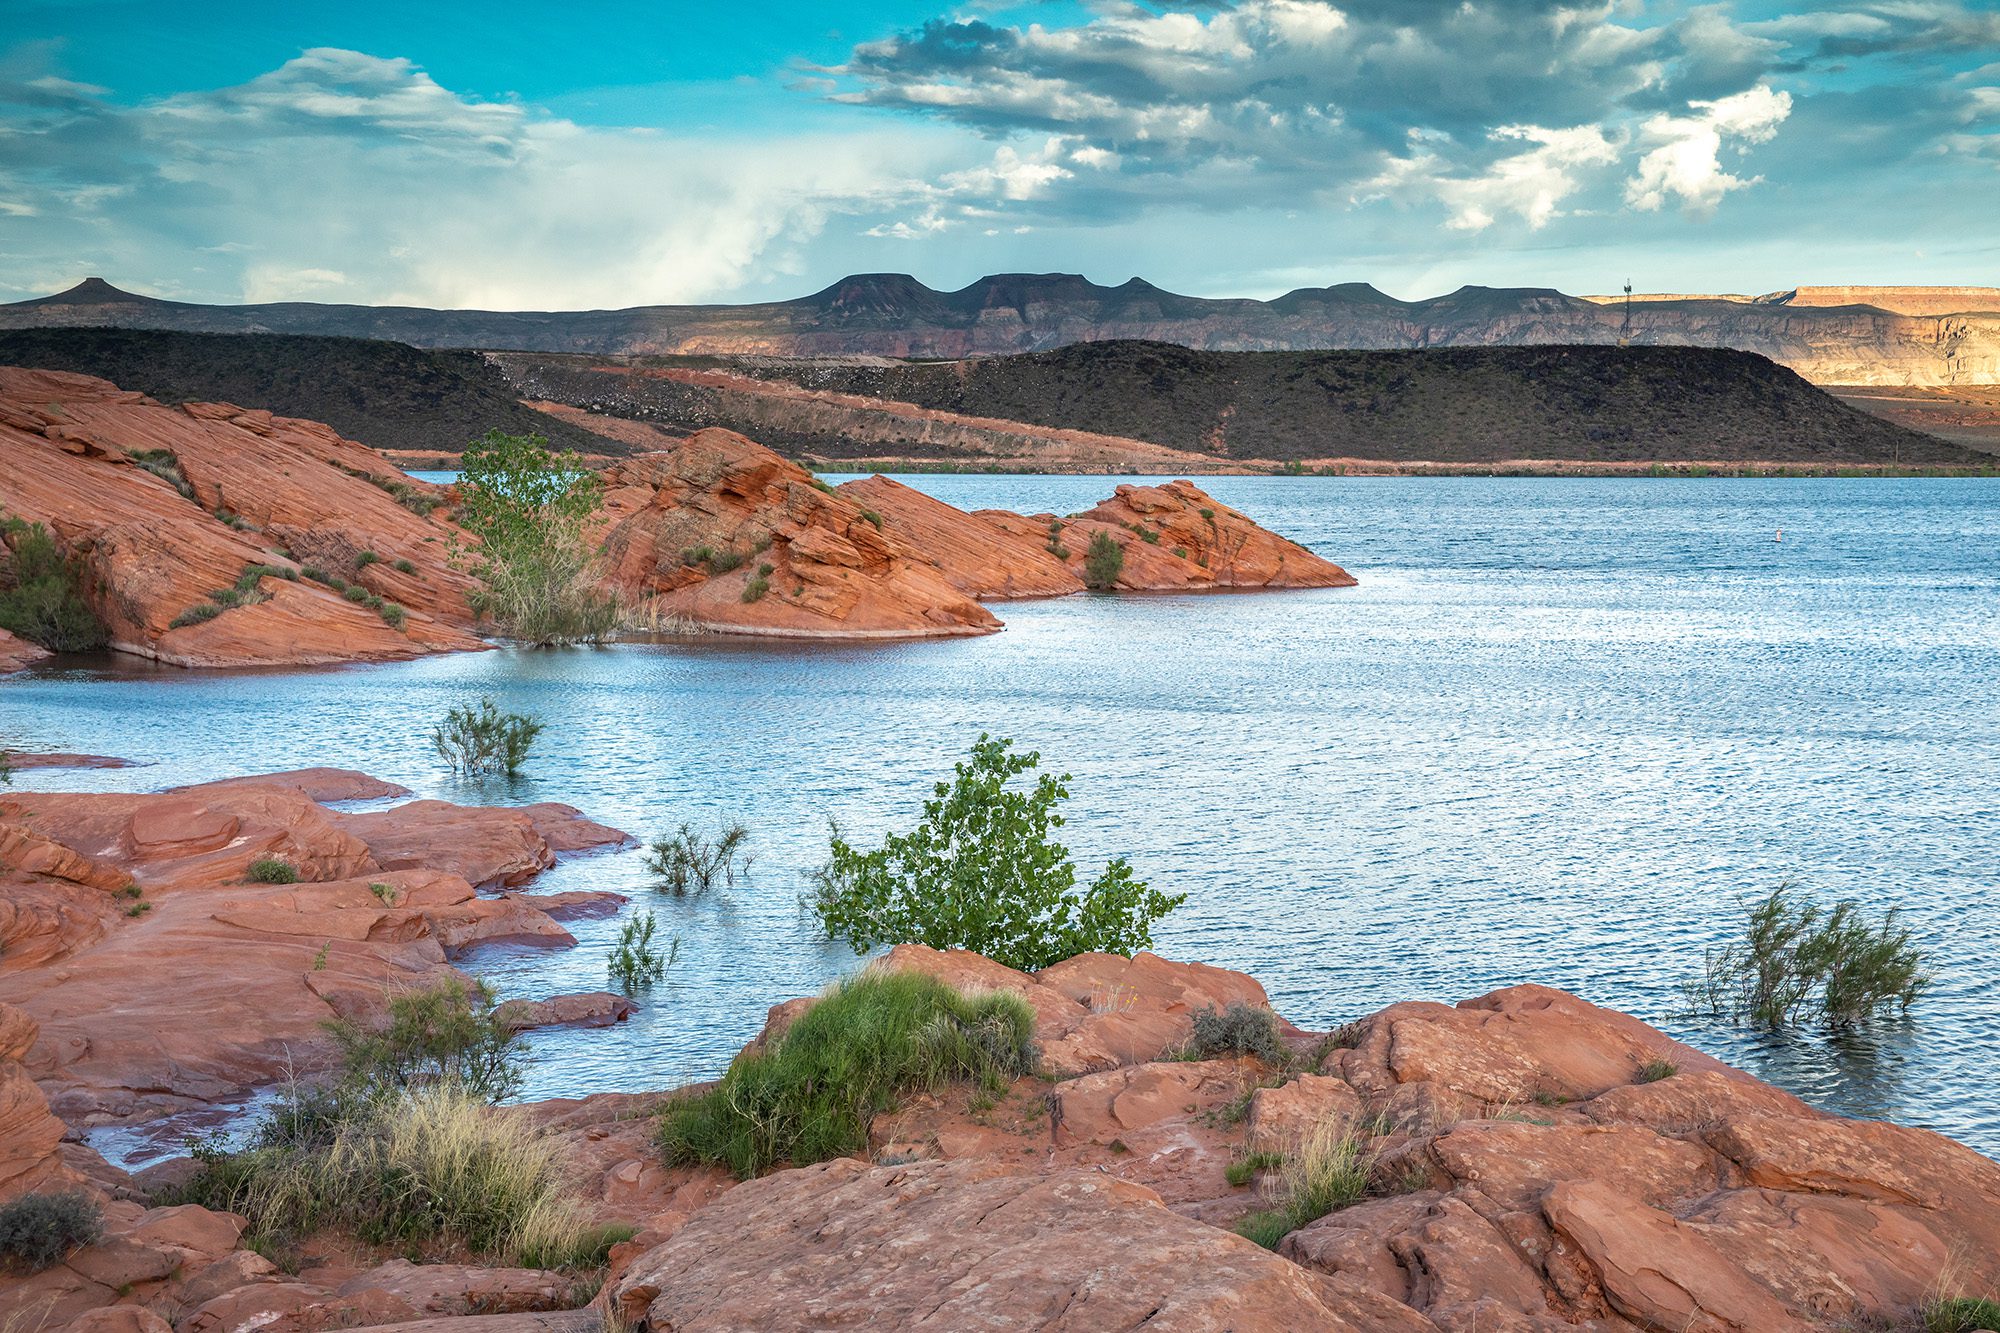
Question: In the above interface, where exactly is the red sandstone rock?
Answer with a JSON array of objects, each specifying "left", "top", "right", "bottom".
[
  {"left": 0, "top": 629, "right": 50, "bottom": 673},
  {"left": 0, "top": 368, "right": 484, "bottom": 668},
  {"left": 593, "top": 429, "right": 1002, "bottom": 637},
  {"left": 835, "top": 475, "right": 1083, "bottom": 599},
  {"left": 0, "top": 1002, "right": 72, "bottom": 1200},
  {"left": 1068, "top": 480, "right": 1356, "bottom": 590},
  {"left": 609, "top": 1157, "right": 1433, "bottom": 1332}
]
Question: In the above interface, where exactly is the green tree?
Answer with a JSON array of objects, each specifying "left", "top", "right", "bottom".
[
  {"left": 0, "top": 519, "right": 108, "bottom": 653},
  {"left": 454, "top": 431, "right": 617, "bottom": 645},
  {"left": 808, "top": 734, "right": 1184, "bottom": 971},
  {"left": 324, "top": 977, "right": 524, "bottom": 1103},
  {"left": 1082, "top": 530, "right": 1125, "bottom": 590}
]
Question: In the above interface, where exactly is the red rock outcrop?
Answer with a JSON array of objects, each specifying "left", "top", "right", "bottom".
[
  {"left": 615, "top": 945, "right": 2000, "bottom": 1333},
  {"left": 0, "top": 368, "right": 485, "bottom": 668},
  {"left": 0, "top": 771, "right": 629, "bottom": 1126},
  {"left": 0, "top": 1002, "right": 73, "bottom": 1201},
  {"left": 592, "top": 428, "right": 1001, "bottom": 637},
  {"left": 0, "top": 628, "right": 50, "bottom": 673}
]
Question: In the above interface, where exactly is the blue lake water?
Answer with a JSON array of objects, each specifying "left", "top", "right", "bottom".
[{"left": 4, "top": 476, "right": 1996, "bottom": 1156}]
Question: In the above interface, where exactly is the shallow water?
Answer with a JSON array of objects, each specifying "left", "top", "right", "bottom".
[{"left": 5, "top": 476, "right": 1996, "bottom": 1157}]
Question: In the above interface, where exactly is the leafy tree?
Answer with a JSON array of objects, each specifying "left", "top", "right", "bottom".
[
  {"left": 454, "top": 431, "right": 617, "bottom": 645},
  {"left": 1082, "top": 530, "right": 1125, "bottom": 590},
  {"left": 0, "top": 518, "right": 107, "bottom": 653},
  {"left": 808, "top": 734, "right": 1184, "bottom": 971}
]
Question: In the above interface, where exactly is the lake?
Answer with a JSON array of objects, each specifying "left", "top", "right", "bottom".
[{"left": 4, "top": 475, "right": 1995, "bottom": 1156}]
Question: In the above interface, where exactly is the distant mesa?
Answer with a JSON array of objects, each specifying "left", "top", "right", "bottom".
[{"left": 5, "top": 272, "right": 1998, "bottom": 386}]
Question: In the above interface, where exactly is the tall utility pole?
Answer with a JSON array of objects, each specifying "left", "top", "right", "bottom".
[{"left": 1618, "top": 281, "right": 1634, "bottom": 347}]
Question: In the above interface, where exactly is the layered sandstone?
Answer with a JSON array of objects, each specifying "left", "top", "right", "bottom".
[
  {"left": 0, "top": 769, "right": 631, "bottom": 1126},
  {"left": 591, "top": 428, "right": 1001, "bottom": 637},
  {"left": 0, "top": 368, "right": 484, "bottom": 667}
]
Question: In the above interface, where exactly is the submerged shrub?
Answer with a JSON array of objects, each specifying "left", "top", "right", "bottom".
[
  {"left": 608, "top": 911, "right": 678, "bottom": 992},
  {"left": 0, "top": 1190, "right": 103, "bottom": 1271},
  {"left": 657, "top": 971, "right": 1035, "bottom": 1177},
  {"left": 1188, "top": 1002, "right": 1287, "bottom": 1064},
  {"left": 808, "top": 734, "right": 1184, "bottom": 973},
  {"left": 247, "top": 857, "right": 299, "bottom": 884},
  {"left": 644, "top": 820, "right": 751, "bottom": 895},
  {"left": 1082, "top": 531, "right": 1124, "bottom": 590},
  {"left": 326, "top": 976, "right": 524, "bottom": 1103},
  {"left": 1680, "top": 886, "right": 1929, "bottom": 1028},
  {"left": 0, "top": 519, "right": 108, "bottom": 653},
  {"left": 431, "top": 697, "right": 543, "bottom": 776}
]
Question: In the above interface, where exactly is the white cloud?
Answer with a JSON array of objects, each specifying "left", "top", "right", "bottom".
[
  {"left": 1, "top": 49, "right": 959, "bottom": 306},
  {"left": 1625, "top": 86, "right": 1792, "bottom": 215}
]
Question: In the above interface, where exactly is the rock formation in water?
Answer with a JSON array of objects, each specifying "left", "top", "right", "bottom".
[
  {"left": 7, "top": 274, "right": 1998, "bottom": 386},
  {"left": 0, "top": 370, "right": 1353, "bottom": 662},
  {"left": 3, "top": 772, "right": 1996, "bottom": 1331}
]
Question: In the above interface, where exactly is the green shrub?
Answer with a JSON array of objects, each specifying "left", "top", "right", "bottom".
[
  {"left": 0, "top": 1190, "right": 103, "bottom": 1271},
  {"left": 1927, "top": 1297, "right": 2000, "bottom": 1333},
  {"left": 379, "top": 603, "right": 406, "bottom": 630},
  {"left": 1224, "top": 1151, "right": 1284, "bottom": 1188},
  {"left": 456, "top": 430, "right": 618, "bottom": 646},
  {"left": 248, "top": 857, "right": 299, "bottom": 884},
  {"left": 1043, "top": 520, "right": 1071, "bottom": 560},
  {"left": 1134, "top": 526, "right": 1161, "bottom": 544},
  {"left": 0, "top": 519, "right": 108, "bottom": 652},
  {"left": 657, "top": 971, "right": 1035, "bottom": 1177},
  {"left": 645, "top": 820, "right": 751, "bottom": 895},
  {"left": 608, "top": 911, "right": 678, "bottom": 991},
  {"left": 808, "top": 734, "right": 1184, "bottom": 972},
  {"left": 1188, "top": 1003, "right": 1286, "bottom": 1063},
  {"left": 326, "top": 977, "right": 524, "bottom": 1103},
  {"left": 393, "top": 558, "right": 417, "bottom": 575},
  {"left": 127, "top": 448, "right": 197, "bottom": 500},
  {"left": 1082, "top": 531, "right": 1124, "bottom": 589},
  {"left": 1235, "top": 1122, "right": 1376, "bottom": 1249},
  {"left": 1680, "top": 886, "right": 1929, "bottom": 1028},
  {"left": 170, "top": 602, "right": 225, "bottom": 629},
  {"left": 355, "top": 550, "right": 380, "bottom": 568},
  {"left": 431, "top": 697, "right": 543, "bottom": 777},
  {"left": 708, "top": 549, "right": 746, "bottom": 575},
  {"left": 741, "top": 575, "right": 770, "bottom": 603},
  {"left": 857, "top": 509, "right": 883, "bottom": 530},
  {"left": 368, "top": 881, "right": 399, "bottom": 905},
  {"left": 1637, "top": 1058, "right": 1678, "bottom": 1083}
]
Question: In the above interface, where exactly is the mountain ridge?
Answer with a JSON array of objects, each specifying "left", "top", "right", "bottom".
[{"left": 5, "top": 274, "right": 1998, "bottom": 386}]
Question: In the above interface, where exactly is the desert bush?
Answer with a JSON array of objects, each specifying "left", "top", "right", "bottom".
[
  {"left": 1680, "top": 886, "right": 1929, "bottom": 1028},
  {"left": 657, "top": 971, "right": 1035, "bottom": 1177},
  {"left": 456, "top": 430, "right": 618, "bottom": 645},
  {"left": 1043, "top": 519, "right": 1071, "bottom": 560},
  {"left": 1082, "top": 531, "right": 1124, "bottom": 589},
  {"left": 393, "top": 558, "right": 417, "bottom": 574},
  {"left": 1637, "top": 1058, "right": 1678, "bottom": 1083},
  {"left": 857, "top": 508, "right": 883, "bottom": 530},
  {"left": 325, "top": 976, "right": 524, "bottom": 1103},
  {"left": 608, "top": 911, "right": 678, "bottom": 991},
  {"left": 170, "top": 1084, "right": 595, "bottom": 1266},
  {"left": 248, "top": 857, "right": 299, "bottom": 884},
  {"left": 0, "top": 1190, "right": 103, "bottom": 1271},
  {"left": 170, "top": 601, "right": 225, "bottom": 629},
  {"left": 808, "top": 734, "right": 1183, "bottom": 972},
  {"left": 0, "top": 519, "right": 108, "bottom": 653},
  {"left": 1927, "top": 1297, "right": 2000, "bottom": 1333},
  {"left": 354, "top": 550, "right": 380, "bottom": 568},
  {"left": 741, "top": 574, "right": 770, "bottom": 603},
  {"left": 645, "top": 820, "right": 751, "bottom": 895},
  {"left": 1235, "top": 1122, "right": 1377, "bottom": 1249},
  {"left": 1188, "top": 1002, "right": 1287, "bottom": 1063},
  {"left": 379, "top": 603, "right": 406, "bottom": 630},
  {"left": 127, "top": 447, "right": 197, "bottom": 500},
  {"left": 431, "top": 697, "right": 543, "bottom": 776}
]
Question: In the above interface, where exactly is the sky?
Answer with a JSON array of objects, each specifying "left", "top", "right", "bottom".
[{"left": 0, "top": 0, "right": 1995, "bottom": 308}]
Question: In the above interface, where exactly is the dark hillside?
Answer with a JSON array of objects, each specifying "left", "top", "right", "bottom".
[
  {"left": 756, "top": 342, "right": 1979, "bottom": 466},
  {"left": 0, "top": 327, "right": 613, "bottom": 456}
]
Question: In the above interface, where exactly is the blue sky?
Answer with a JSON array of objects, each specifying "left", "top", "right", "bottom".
[{"left": 1, "top": 1, "right": 1995, "bottom": 308}]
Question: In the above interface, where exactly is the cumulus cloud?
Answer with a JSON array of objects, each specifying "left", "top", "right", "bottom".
[
  {"left": 0, "top": 48, "right": 961, "bottom": 306},
  {"left": 1625, "top": 86, "right": 1793, "bottom": 214}
]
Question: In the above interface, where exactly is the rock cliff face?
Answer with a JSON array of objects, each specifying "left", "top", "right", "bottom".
[
  {"left": 7, "top": 275, "right": 1997, "bottom": 386},
  {"left": 0, "top": 368, "right": 485, "bottom": 668}
]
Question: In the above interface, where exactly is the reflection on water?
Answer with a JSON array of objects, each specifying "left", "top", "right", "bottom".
[{"left": 5, "top": 476, "right": 1996, "bottom": 1158}]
